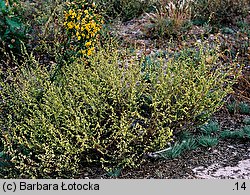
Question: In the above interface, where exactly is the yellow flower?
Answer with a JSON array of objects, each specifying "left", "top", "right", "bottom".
[
  {"left": 68, "top": 9, "right": 77, "bottom": 19},
  {"left": 85, "top": 41, "right": 91, "bottom": 47},
  {"left": 81, "top": 18, "right": 86, "bottom": 24},
  {"left": 64, "top": 12, "right": 70, "bottom": 20},
  {"left": 69, "top": 9, "right": 73, "bottom": 15},
  {"left": 85, "top": 24, "right": 90, "bottom": 32},
  {"left": 90, "top": 20, "right": 96, "bottom": 28},
  {"left": 87, "top": 49, "right": 92, "bottom": 56},
  {"left": 64, "top": 4, "right": 103, "bottom": 57},
  {"left": 85, "top": 14, "right": 89, "bottom": 19},
  {"left": 84, "top": 9, "right": 89, "bottom": 15},
  {"left": 87, "top": 47, "right": 95, "bottom": 56},
  {"left": 77, "top": 12, "right": 82, "bottom": 20},
  {"left": 80, "top": 50, "right": 86, "bottom": 55},
  {"left": 71, "top": 11, "right": 77, "bottom": 19},
  {"left": 67, "top": 21, "right": 75, "bottom": 29},
  {"left": 75, "top": 24, "right": 80, "bottom": 30},
  {"left": 77, "top": 16, "right": 81, "bottom": 21}
]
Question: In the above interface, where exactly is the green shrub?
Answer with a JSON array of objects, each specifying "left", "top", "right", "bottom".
[
  {"left": 192, "top": 0, "right": 249, "bottom": 25},
  {"left": 0, "top": 0, "right": 28, "bottom": 60},
  {"left": 0, "top": 45, "right": 171, "bottom": 178},
  {"left": 142, "top": 45, "right": 240, "bottom": 129},
  {"left": 0, "top": 41, "right": 240, "bottom": 178}
]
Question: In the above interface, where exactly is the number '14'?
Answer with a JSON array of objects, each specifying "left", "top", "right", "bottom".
[{"left": 235, "top": 182, "right": 246, "bottom": 190}]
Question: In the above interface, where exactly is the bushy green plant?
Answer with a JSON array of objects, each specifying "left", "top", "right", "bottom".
[
  {"left": 141, "top": 45, "right": 240, "bottom": 130},
  {"left": 199, "top": 120, "right": 220, "bottom": 135},
  {"left": 163, "top": 142, "right": 184, "bottom": 158},
  {"left": 227, "top": 101, "right": 236, "bottom": 114},
  {"left": 197, "top": 135, "right": 218, "bottom": 147},
  {"left": 0, "top": 40, "right": 240, "bottom": 178},
  {"left": 14, "top": 0, "right": 69, "bottom": 69},
  {"left": 0, "top": 0, "right": 28, "bottom": 57},
  {"left": 192, "top": 0, "right": 249, "bottom": 25},
  {"left": 243, "top": 117, "right": 250, "bottom": 125},
  {"left": 239, "top": 102, "right": 250, "bottom": 115},
  {"left": 242, "top": 126, "right": 250, "bottom": 139},
  {"left": 220, "top": 128, "right": 248, "bottom": 139},
  {"left": 157, "top": 138, "right": 197, "bottom": 159},
  {"left": 0, "top": 44, "right": 171, "bottom": 178}
]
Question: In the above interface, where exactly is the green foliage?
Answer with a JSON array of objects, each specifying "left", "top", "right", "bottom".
[
  {"left": 164, "top": 142, "right": 184, "bottom": 159},
  {"left": 238, "top": 102, "right": 250, "bottom": 115},
  {"left": 106, "top": 167, "right": 122, "bottom": 177},
  {"left": 199, "top": 120, "right": 220, "bottom": 135},
  {"left": 0, "top": 40, "right": 240, "bottom": 178},
  {"left": 192, "top": 0, "right": 249, "bottom": 25},
  {"left": 140, "top": 44, "right": 240, "bottom": 129},
  {"left": 237, "top": 20, "right": 250, "bottom": 37},
  {"left": 242, "top": 126, "right": 250, "bottom": 139},
  {"left": 176, "top": 130, "right": 193, "bottom": 141},
  {"left": 243, "top": 117, "right": 250, "bottom": 125},
  {"left": 227, "top": 101, "right": 250, "bottom": 115},
  {"left": 0, "top": 0, "right": 28, "bottom": 56},
  {"left": 181, "top": 138, "right": 198, "bottom": 151},
  {"left": 220, "top": 129, "right": 245, "bottom": 139},
  {"left": 227, "top": 101, "right": 250, "bottom": 114},
  {"left": 227, "top": 101, "right": 236, "bottom": 114},
  {"left": 219, "top": 125, "right": 250, "bottom": 140},
  {"left": 197, "top": 135, "right": 218, "bottom": 147},
  {"left": 19, "top": 0, "right": 69, "bottom": 67},
  {"left": 158, "top": 138, "right": 197, "bottom": 159},
  {"left": 0, "top": 45, "right": 171, "bottom": 178}
]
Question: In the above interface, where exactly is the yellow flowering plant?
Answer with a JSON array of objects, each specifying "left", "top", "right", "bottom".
[{"left": 63, "top": 0, "right": 104, "bottom": 57}]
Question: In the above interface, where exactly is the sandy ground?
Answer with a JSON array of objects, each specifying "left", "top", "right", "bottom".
[{"left": 193, "top": 158, "right": 250, "bottom": 179}]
